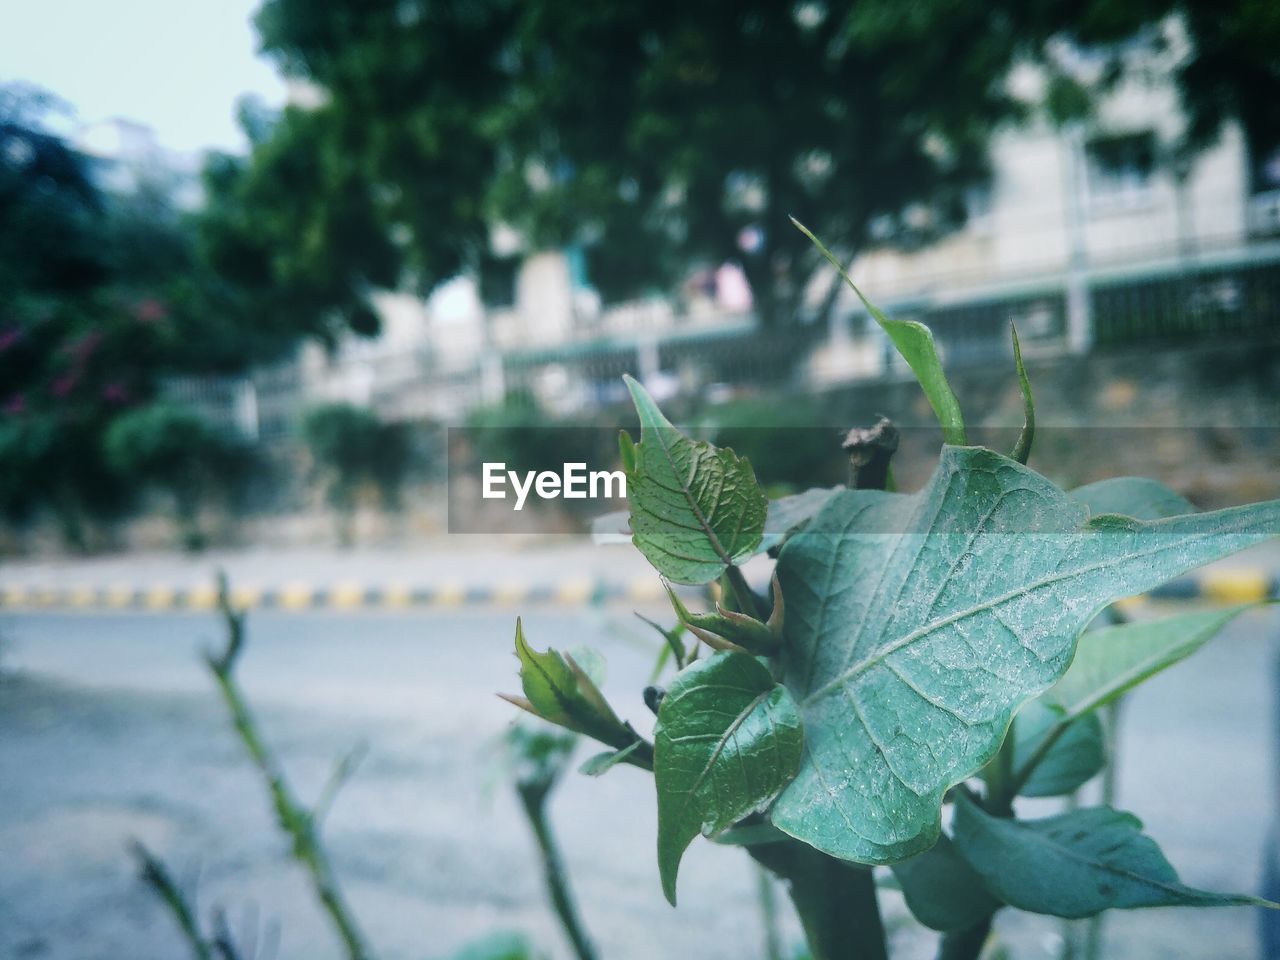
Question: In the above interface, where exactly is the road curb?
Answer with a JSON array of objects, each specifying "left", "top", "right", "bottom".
[
  {"left": 0, "top": 570, "right": 1276, "bottom": 613},
  {"left": 0, "top": 576, "right": 673, "bottom": 612}
]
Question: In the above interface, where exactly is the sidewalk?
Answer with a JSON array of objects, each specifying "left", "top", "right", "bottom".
[{"left": 2, "top": 536, "right": 1278, "bottom": 611}]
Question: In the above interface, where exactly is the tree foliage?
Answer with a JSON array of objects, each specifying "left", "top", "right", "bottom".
[
  {"left": 301, "top": 402, "right": 411, "bottom": 544},
  {"left": 237, "top": 0, "right": 1280, "bottom": 330},
  {"left": 0, "top": 86, "right": 269, "bottom": 544},
  {"left": 104, "top": 403, "right": 253, "bottom": 547}
]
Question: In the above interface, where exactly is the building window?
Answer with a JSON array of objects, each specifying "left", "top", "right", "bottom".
[{"left": 1086, "top": 131, "right": 1156, "bottom": 209}]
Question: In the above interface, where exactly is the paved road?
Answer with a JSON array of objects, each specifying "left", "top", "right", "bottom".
[{"left": 0, "top": 604, "right": 1276, "bottom": 959}]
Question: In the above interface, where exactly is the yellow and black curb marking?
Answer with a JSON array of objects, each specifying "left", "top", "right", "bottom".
[
  {"left": 0, "top": 570, "right": 1275, "bottom": 613},
  {"left": 0, "top": 576, "right": 674, "bottom": 613}
]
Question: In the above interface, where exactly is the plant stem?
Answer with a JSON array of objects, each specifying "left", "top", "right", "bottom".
[
  {"left": 757, "top": 863, "right": 784, "bottom": 960},
  {"left": 725, "top": 563, "right": 768, "bottom": 620},
  {"left": 843, "top": 418, "right": 900, "bottom": 491},
  {"left": 1007, "top": 714, "right": 1071, "bottom": 799},
  {"left": 938, "top": 725, "right": 1021, "bottom": 959},
  {"left": 750, "top": 839, "right": 888, "bottom": 960},
  {"left": 982, "top": 719, "right": 1018, "bottom": 817},
  {"left": 1083, "top": 698, "right": 1123, "bottom": 960},
  {"left": 937, "top": 916, "right": 992, "bottom": 960},
  {"left": 516, "top": 782, "right": 599, "bottom": 960},
  {"left": 210, "top": 581, "right": 373, "bottom": 960},
  {"left": 130, "top": 840, "right": 214, "bottom": 960}
]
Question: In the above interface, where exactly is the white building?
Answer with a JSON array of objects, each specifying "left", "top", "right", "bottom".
[{"left": 260, "top": 20, "right": 1280, "bottom": 424}]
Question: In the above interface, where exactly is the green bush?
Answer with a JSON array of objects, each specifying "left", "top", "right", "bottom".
[
  {"left": 301, "top": 402, "right": 411, "bottom": 545},
  {"left": 104, "top": 403, "right": 252, "bottom": 549}
]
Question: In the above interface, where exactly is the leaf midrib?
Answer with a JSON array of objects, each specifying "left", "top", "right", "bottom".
[
  {"left": 649, "top": 422, "right": 740, "bottom": 568},
  {"left": 800, "top": 532, "right": 1221, "bottom": 708},
  {"left": 670, "top": 689, "right": 770, "bottom": 826},
  {"left": 993, "top": 814, "right": 1245, "bottom": 906}
]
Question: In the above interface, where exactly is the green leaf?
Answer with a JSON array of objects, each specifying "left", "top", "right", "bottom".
[
  {"left": 770, "top": 446, "right": 1280, "bottom": 864},
  {"left": 1043, "top": 605, "right": 1257, "bottom": 720},
  {"left": 1073, "top": 477, "right": 1196, "bottom": 520},
  {"left": 637, "top": 612, "right": 688, "bottom": 672},
  {"left": 594, "top": 486, "right": 839, "bottom": 552},
  {"left": 504, "top": 619, "right": 627, "bottom": 743},
  {"left": 792, "top": 218, "right": 967, "bottom": 446},
  {"left": 952, "top": 796, "right": 1273, "bottom": 918},
  {"left": 622, "top": 375, "right": 768, "bottom": 584},
  {"left": 664, "top": 581, "right": 779, "bottom": 654},
  {"left": 891, "top": 832, "right": 1002, "bottom": 932},
  {"left": 1009, "top": 323, "right": 1034, "bottom": 465},
  {"left": 1013, "top": 699, "right": 1104, "bottom": 797},
  {"left": 654, "top": 651, "right": 803, "bottom": 904},
  {"left": 710, "top": 820, "right": 791, "bottom": 848},
  {"left": 579, "top": 741, "right": 642, "bottom": 777}
]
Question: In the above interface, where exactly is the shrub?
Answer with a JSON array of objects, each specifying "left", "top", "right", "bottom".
[
  {"left": 104, "top": 403, "right": 251, "bottom": 550},
  {"left": 301, "top": 402, "right": 410, "bottom": 545}
]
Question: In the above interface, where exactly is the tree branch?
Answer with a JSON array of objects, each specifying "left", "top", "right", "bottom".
[
  {"left": 208, "top": 578, "right": 373, "bottom": 960},
  {"left": 130, "top": 840, "right": 214, "bottom": 960}
]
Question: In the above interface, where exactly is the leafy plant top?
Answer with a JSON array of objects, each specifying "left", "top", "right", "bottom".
[
  {"left": 501, "top": 228, "right": 1280, "bottom": 959},
  {"left": 770, "top": 446, "right": 1279, "bottom": 863}
]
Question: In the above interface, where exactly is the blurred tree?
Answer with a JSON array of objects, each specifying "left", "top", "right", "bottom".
[
  {"left": 0, "top": 85, "right": 266, "bottom": 546},
  {"left": 245, "top": 0, "right": 1278, "bottom": 330},
  {"left": 1057, "top": 0, "right": 1280, "bottom": 158},
  {"left": 193, "top": 104, "right": 402, "bottom": 353},
  {"left": 103, "top": 404, "right": 253, "bottom": 551},
  {"left": 1, "top": 87, "right": 154, "bottom": 545},
  {"left": 301, "top": 402, "right": 410, "bottom": 546}
]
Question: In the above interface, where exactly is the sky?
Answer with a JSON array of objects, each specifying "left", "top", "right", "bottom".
[{"left": 0, "top": 0, "right": 289, "bottom": 155}]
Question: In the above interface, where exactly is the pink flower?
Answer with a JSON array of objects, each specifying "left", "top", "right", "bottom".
[{"left": 135, "top": 299, "right": 168, "bottom": 322}]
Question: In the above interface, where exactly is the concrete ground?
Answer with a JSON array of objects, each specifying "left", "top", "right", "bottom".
[{"left": 0, "top": 549, "right": 1277, "bottom": 959}]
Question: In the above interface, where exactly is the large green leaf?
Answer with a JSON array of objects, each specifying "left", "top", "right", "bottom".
[
  {"left": 653, "top": 651, "right": 803, "bottom": 904},
  {"left": 953, "top": 796, "right": 1271, "bottom": 917},
  {"left": 770, "top": 446, "right": 1280, "bottom": 864},
  {"left": 1013, "top": 699, "right": 1104, "bottom": 797},
  {"left": 593, "top": 486, "right": 839, "bottom": 551},
  {"left": 891, "top": 832, "right": 1001, "bottom": 932},
  {"left": 1042, "top": 605, "right": 1257, "bottom": 720},
  {"left": 1073, "top": 477, "right": 1196, "bottom": 520},
  {"left": 761, "top": 486, "right": 843, "bottom": 550},
  {"left": 792, "top": 218, "right": 966, "bottom": 446},
  {"left": 622, "top": 375, "right": 768, "bottom": 584}
]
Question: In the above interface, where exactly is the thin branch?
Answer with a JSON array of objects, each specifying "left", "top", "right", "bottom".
[
  {"left": 313, "top": 743, "right": 369, "bottom": 828},
  {"left": 517, "top": 781, "right": 599, "bottom": 960},
  {"left": 724, "top": 563, "right": 768, "bottom": 621},
  {"left": 130, "top": 840, "right": 214, "bottom": 960},
  {"left": 843, "top": 418, "right": 899, "bottom": 491},
  {"left": 208, "top": 580, "right": 373, "bottom": 960}
]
